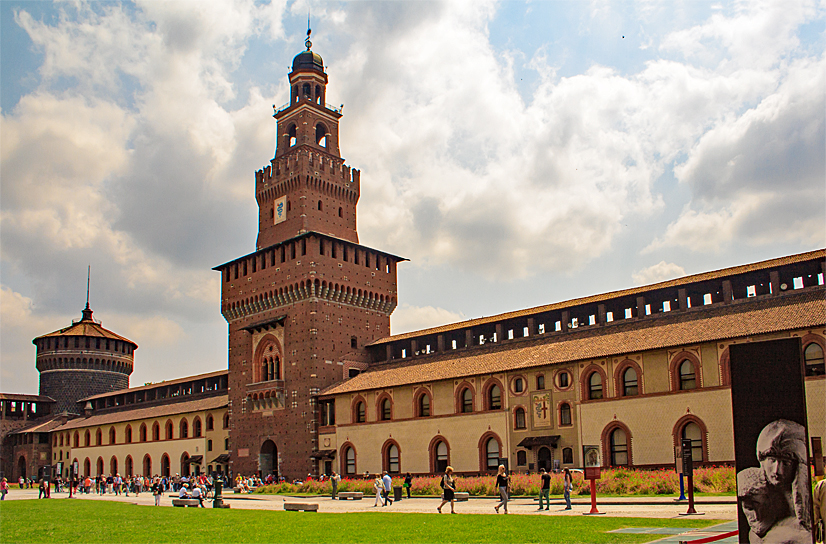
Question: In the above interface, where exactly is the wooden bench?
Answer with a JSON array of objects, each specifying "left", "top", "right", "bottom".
[
  {"left": 336, "top": 491, "right": 363, "bottom": 500},
  {"left": 284, "top": 502, "right": 318, "bottom": 512},
  {"left": 172, "top": 498, "right": 201, "bottom": 507},
  {"left": 441, "top": 492, "right": 469, "bottom": 501}
]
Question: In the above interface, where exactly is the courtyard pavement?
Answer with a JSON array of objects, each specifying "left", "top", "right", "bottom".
[{"left": 3, "top": 487, "right": 737, "bottom": 519}]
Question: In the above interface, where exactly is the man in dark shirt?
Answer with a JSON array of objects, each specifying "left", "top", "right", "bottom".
[{"left": 538, "top": 469, "right": 551, "bottom": 511}]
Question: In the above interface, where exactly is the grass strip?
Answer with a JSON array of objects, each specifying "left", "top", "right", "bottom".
[{"left": 1, "top": 500, "right": 720, "bottom": 544}]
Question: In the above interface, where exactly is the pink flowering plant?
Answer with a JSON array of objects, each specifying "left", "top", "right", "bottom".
[{"left": 254, "top": 465, "right": 735, "bottom": 496}]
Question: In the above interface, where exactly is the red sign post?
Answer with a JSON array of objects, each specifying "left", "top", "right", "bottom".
[{"left": 581, "top": 446, "right": 605, "bottom": 515}]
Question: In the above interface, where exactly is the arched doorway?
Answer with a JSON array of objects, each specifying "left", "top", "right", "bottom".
[
  {"left": 17, "top": 456, "right": 26, "bottom": 480},
  {"left": 161, "top": 454, "right": 170, "bottom": 477},
  {"left": 84, "top": 458, "right": 91, "bottom": 477},
  {"left": 537, "top": 447, "right": 552, "bottom": 472},
  {"left": 96, "top": 457, "right": 104, "bottom": 476},
  {"left": 260, "top": 440, "right": 277, "bottom": 477},
  {"left": 143, "top": 455, "right": 151, "bottom": 477},
  {"left": 180, "top": 452, "right": 190, "bottom": 477}
]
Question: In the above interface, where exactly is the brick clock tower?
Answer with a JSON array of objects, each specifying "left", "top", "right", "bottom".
[{"left": 214, "top": 34, "right": 404, "bottom": 479}]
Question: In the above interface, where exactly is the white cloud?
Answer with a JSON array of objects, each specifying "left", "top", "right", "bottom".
[
  {"left": 632, "top": 261, "right": 686, "bottom": 286},
  {"left": 391, "top": 303, "right": 466, "bottom": 335}
]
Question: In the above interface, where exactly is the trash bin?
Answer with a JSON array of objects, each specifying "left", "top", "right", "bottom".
[{"left": 393, "top": 486, "right": 403, "bottom": 501}]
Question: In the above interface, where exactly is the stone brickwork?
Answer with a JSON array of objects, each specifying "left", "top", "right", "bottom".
[
  {"left": 40, "top": 371, "right": 129, "bottom": 414},
  {"left": 217, "top": 43, "right": 401, "bottom": 479}
]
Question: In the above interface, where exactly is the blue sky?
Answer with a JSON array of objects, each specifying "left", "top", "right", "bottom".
[{"left": 1, "top": 0, "right": 824, "bottom": 394}]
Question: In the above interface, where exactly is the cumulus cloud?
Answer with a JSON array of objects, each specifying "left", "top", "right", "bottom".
[
  {"left": 632, "top": 261, "right": 686, "bottom": 286},
  {"left": 391, "top": 303, "right": 466, "bottom": 335}
]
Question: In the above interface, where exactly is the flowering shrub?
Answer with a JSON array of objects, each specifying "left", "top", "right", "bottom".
[{"left": 254, "top": 466, "right": 735, "bottom": 496}]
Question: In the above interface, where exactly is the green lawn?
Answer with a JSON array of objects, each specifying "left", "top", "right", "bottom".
[{"left": 1, "top": 500, "right": 720, "bottom": 544}]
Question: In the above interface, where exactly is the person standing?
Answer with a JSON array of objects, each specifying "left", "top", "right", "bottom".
[
  {"left": 403, "top": 472, "right": 413, "bottom": 499},
  {"left": 38, "top": 479, "right": 46, "bottom": 499},
  {"left": 0, "top": 478, "right": 8, "bottom": 500},
  {"left": 331, "top": 471, "right": 340, "bottom": 500},
  {"left": 494, "top": 465, "right": 509, "bottom": 514},
  {"left": 152, "top": 477, "right": 162, "bottom": 506},
  {"left": 381, "top": 471, "right": 393, "bottom": 506},
  {"left": 436, "top": 466, "right": 456, "bottom": 514},
  {"left": 538, "top": 468, "right": 551, "bottom": 510},
  {"left": 563, "top": 468, "right": 573, "bottom": 510}
]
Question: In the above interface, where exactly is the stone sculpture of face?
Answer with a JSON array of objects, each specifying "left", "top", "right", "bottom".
[{"left": 759, "top": 454, "right": 796, "bottom": 487}]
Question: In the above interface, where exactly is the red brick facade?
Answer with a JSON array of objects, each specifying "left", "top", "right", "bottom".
[{"left": 215, "top": 44, "right": 402, "bottom": 479}]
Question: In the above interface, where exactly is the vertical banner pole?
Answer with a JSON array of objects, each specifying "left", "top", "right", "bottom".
[
  {"left": 588, "top": 478, "right": 599, "bottom": 514},
  {"left": 686, "top": 472, "right": 697, "bottom": 514}
]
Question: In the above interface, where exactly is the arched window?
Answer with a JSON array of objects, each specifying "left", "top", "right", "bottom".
[
  {"left": 461, "top": 388, "right": 473, "bottom": 413},
  {"left": 193, "top": 418, "right": 202, "bottom": 437},
  {"left": 315, "top": 123, "right": 328, "bottom": 148},
  {"left": 109, "top": 427, "right": 116, "bottom": 445},
  {"left": 380, "top": 398, "right": 392, "bottom": 421},
  {"left": 682, "top": 422, "right": 703, "bottom": 463},
  {"left": 74, "top": 432, "right": 79, "bottom": 448},
  {"left": 223, "top": 413, "right": 229, "bottom": 429},
  {"left": 514, "top": 407, "right": 526, "bottom": 429},
  {"left": 165, "top": 421, "right": 173, "bottom": 440},
  {"left": 623, "top": 367, "right": 638, "bottom": 396},
  {"left": 344, "top": 447, "right": 356, "bottom": 475},
  {"left": 679, "top": 360, "right": 696, "bottom": 390},
  {"left": 536, "top": 375, "right": 545, "bottom": 390},
  {"left": 804, "top": 342, "right": 825, "bottom": 376},
  {"left": 152, "top": 422, "right": 160, "bottom": 441},
  {"left": 488, "top": 385, "right": 502, "bottom": 410},
  {"left": 59, "top": 434, "right": 63, "bottom": 447},
  {"left": 385, "top": 443, "right": 400, "bottom": 473},
  {"left": 559, "top": 403, "right": 572, "bottom": 426},
  {"left": 417, "top": 393, "right": 430, "bottom": 417},
  {"left": 206, "top": 415, "right": 214, "bottom": 431},
  {"left": 288, "top": 124, "right": 297, "bottom": 147},
  {"left": 125, "top": 426, "right": 132, "bottom": 444},
  {"left": 95, "top": 429, "right": 102, "bottom": 446},
  {"left": 179, "top": 419, "right": 189, "bottom": 439},
  {"left": 433, "top": 440, "right": 449, "bottom": 473},
  {"left": 513, "top": 377, "right": 524, "bottom": 393},
  {"left": 562, "top": 447, "right": 573, "bottom": 464},
  {"left": 588, "top": 372, "right": 603, "bottom": 400},
  {"left": 558, "top": 371, "right": 570, "bottom": 389},
  {"left": 516, "top": 450, "right": 527, "bottom": 466},
  {"left": 139, "top": 424, "right": 147, "bottom": 442},
  {"left": 485, "top": 437, "right": 500, "bottom": 470},
  {"left": 302, "top": 83, "right": 311, "bottom": 99},
  {"left": 355, "top": 401, "right": 366, "bottom": 423},
  {"left": 609, "top": 428, "right": 628, "bottom": 466}
]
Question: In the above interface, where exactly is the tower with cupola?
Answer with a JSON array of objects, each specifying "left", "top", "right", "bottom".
[{"left": 215, "top": 31, "right": 404, "bottom": 479}]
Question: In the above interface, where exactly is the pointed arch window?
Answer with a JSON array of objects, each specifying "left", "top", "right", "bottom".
[
  {"left": 623, "top": 367, "right": 638, "bottom": 396},
  {"left": 488, "top": 385, "right": 501, "bottom": 410},
  {"left": 610, "top": 428, "right": 628, "bottom": 466},
  {"left": 588, "top": 372, "right": 603, "bottom": 400},
  {"left": 804, "top": 342, "right": 825, "bottom": 376},
  {"left": 461, "top": 388, "right": 473, "bottom": 413},
  {"left": 679, "top": 360, "right": 696, "bottom": 390}
]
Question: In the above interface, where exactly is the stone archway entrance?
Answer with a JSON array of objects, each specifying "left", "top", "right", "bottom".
[
  {"left": 259, "top": 440, "right": 277, "bottom": 477},
  {"left": 537, "top": 447, "right": 552, "bottom": 472}
]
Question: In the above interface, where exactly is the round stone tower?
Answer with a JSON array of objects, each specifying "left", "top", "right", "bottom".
[{"left": 33, "top": 304, "right": 137, "bottom": 414}]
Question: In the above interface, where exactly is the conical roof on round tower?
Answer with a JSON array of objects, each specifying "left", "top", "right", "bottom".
[{"left": 32, "top": 304, "right": 137, "bottom": 348}]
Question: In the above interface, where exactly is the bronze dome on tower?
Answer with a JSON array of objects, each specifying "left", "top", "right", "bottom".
[{"left": 291, "top": 26, "right": 324, "bottom": 74}]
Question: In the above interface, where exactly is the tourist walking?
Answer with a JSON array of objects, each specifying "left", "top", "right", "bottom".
[
  {"left": 403, "top": 472, "right": 413, "bottom": 499},
  {"left": 372, "top": 474, "right": 384, "bottom": 506},
  {"left": 0, "top": 477, "right": 8, "bottom": 500},
  {"left": 152, "top": 478, "right": 162, "bottom": 506},
  {"left": 436, "top": 466, "right": 456, "bottom": 514},
  {"left": 381, "top": 471, "right": 393, "bottom": 506},
  {"left": 494, "top": 465, "right": 509, "bottom": 514},
  {"left": 538, "top": 468, "right": 551, "bottom": 510},
  {"left": 563, "top": 468, "right": 573, "bottom": 510}
]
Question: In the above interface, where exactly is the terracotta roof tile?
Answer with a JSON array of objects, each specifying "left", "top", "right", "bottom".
[
  {"left": 323, "top": 290, "right": 825, "bottom": 395},
  {"left": 34, "top": 321, "right": 135, "bottom": 345},
  {"left": 369, "top": 248, "right": 825, "bottom": 345},
  {"left": 12, "top": 416, "right": 69, "bottom": 434},
  {"left": 0, "top": 393, "right": 55, "bottom": 402},
  {"left": 53, "top": 395, "right": 228, "bottom": 431},
  {"left": 79, "top": 370, "right": 227, "bottom": 402}
]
